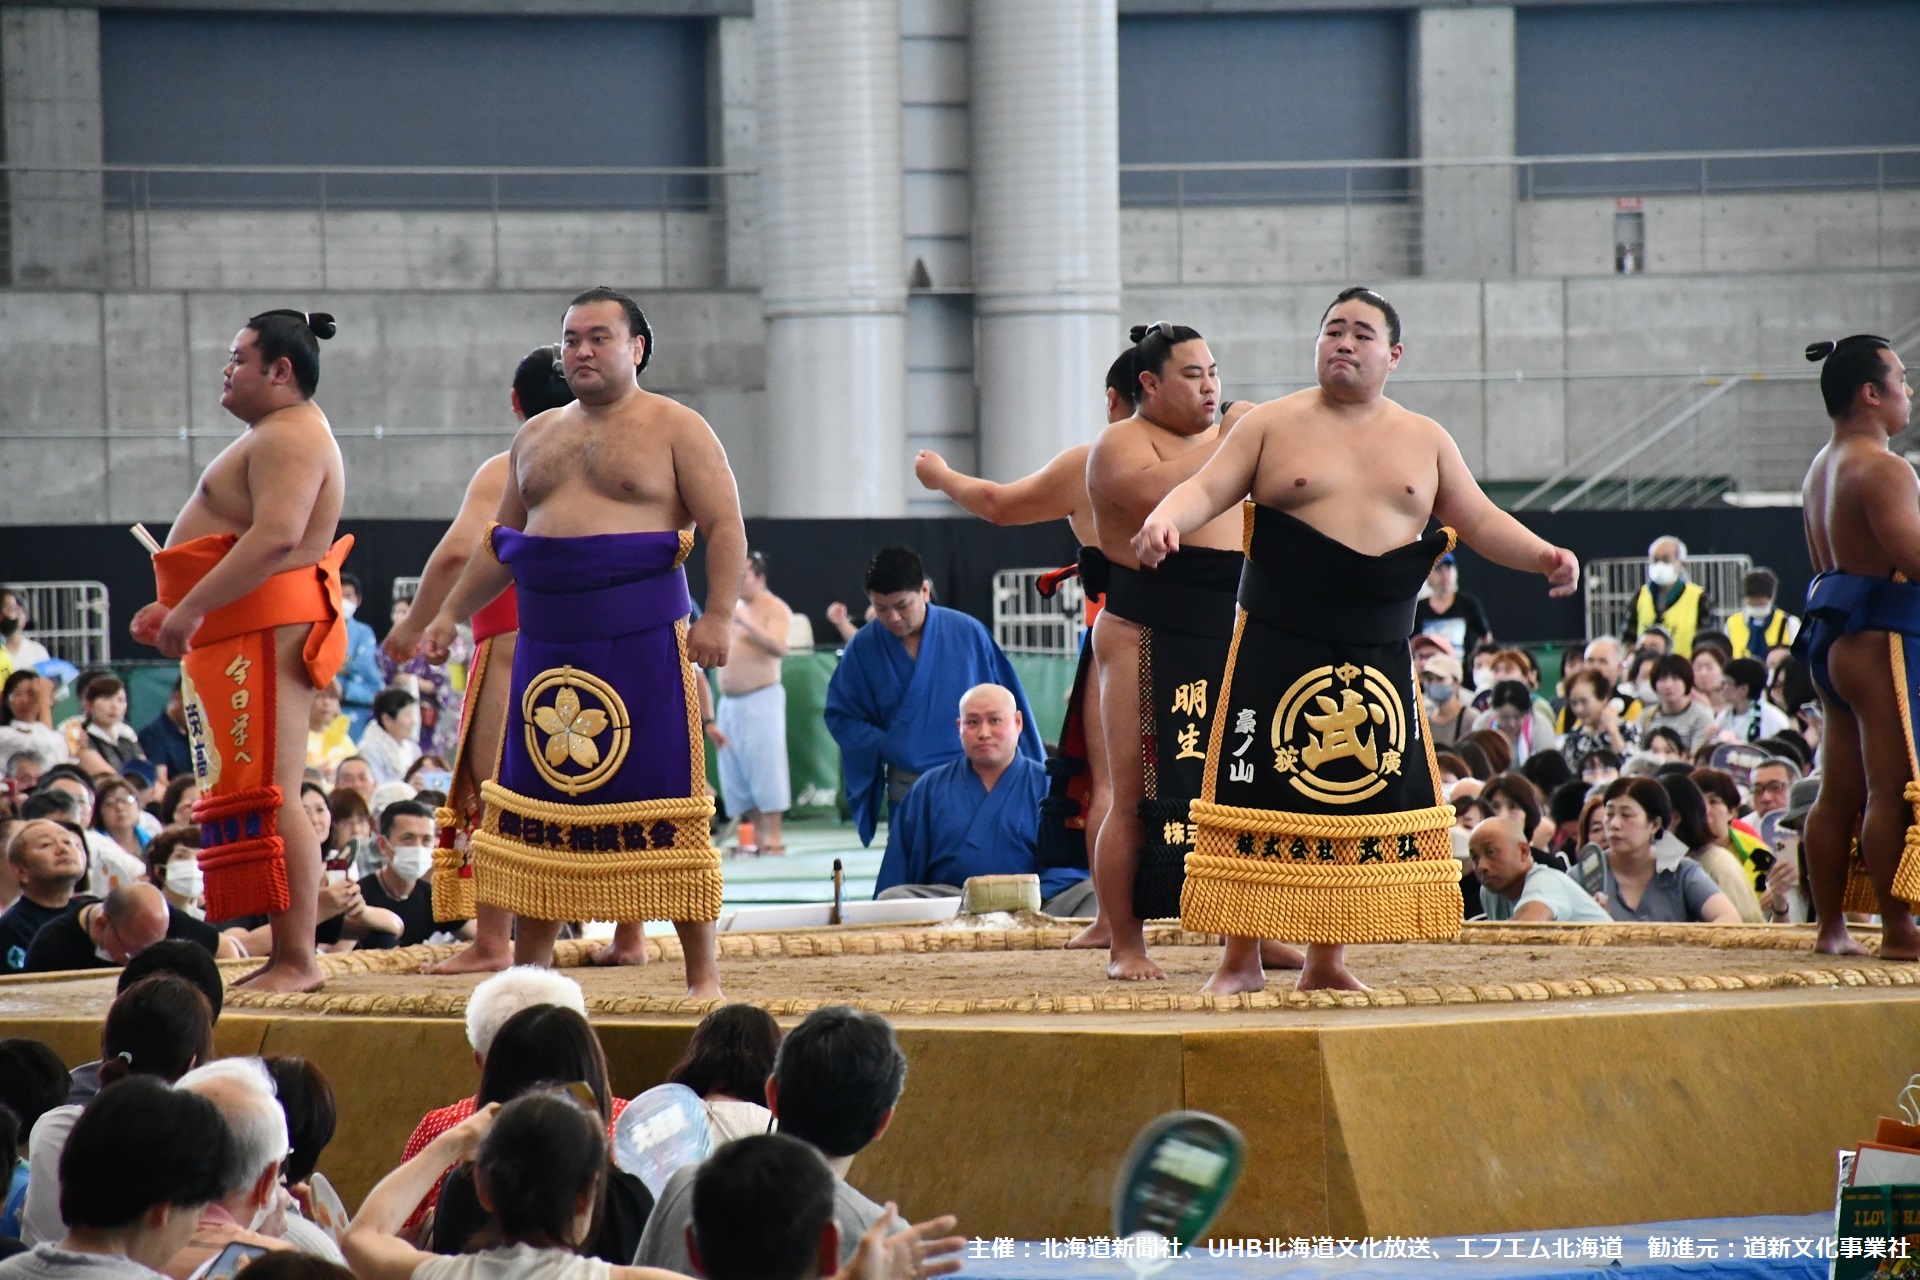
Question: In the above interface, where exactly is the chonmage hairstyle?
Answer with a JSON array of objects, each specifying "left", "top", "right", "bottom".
[
  {"left": 1105, "top": 348, "right": 1141, "bottom": 411},
  {"left": 770, "top": 1005, "right": 906, "bottom": 1158},
  {"left": 568, "top": 286, "right": 654, "bottom": 373},
  {"left": 1806, "top": 335, "right": 1894, "bottom": 418},
  {"left": 692, "top": 1134, "right": 836, "bottom": 1280},
  {"left": 864, "top": 546, "right": 926, "bottom": 596},
  {"left": 1128, "top": 322, "right": 1204, "bottom": 399},
  {"left": 246, "top": 310, "right": 335, "bottom": 399},
  {"left": 1321, "top": 286, "right": 1402, "bottom": 345},
  {"left": 513, "top": 344, "right": 576, "bottom": 419},
  {"left": 60, "top": 1076, "right": 234, "bottom": 1230},
  {"left": 668, "top": 1003, "right": 782, "bottom": 1108}
]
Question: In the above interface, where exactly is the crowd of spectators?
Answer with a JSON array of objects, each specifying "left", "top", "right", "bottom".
[
  {"left": 1418, "top": 546, "right": 1820, "bottom": 927},
  {"left": 0, "top": 952, "right": 962, "bottom": 1280},
  {"left": 0, "top": 578, "right": 485, "bottom": 976}
]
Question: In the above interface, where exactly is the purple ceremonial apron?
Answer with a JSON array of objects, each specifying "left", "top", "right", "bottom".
[{"left": 469, "top": 527, "right": 723, "bottom": 924}]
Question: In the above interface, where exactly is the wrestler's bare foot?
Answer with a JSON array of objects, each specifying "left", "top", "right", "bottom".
[
  {"left": 1200, "top": 937, "right": 1265, "bottom": 996},
  {"left": 1065, "top": 916, "right": 1111, "bottom": 950},
  {"left": 1259, "top": 940, "right": 1306, "bottom": 970},
  {"left": 686, "top": 976, "right": 724, "bottom": 1001},
  {"left": 1877, "top": 911, "right": 1920, "bottom": 961},
  {"left": 234, "top": 960, "right": 326, "bottom": 994},
  {"left": 1295, "top": 943, "right": 1369, "bottom": 992},
  {"left": 1814, "top": 922, "right": 1872, "bottom": 958},
  {"left": 588, "top": 922, "right": 650, "bottom": 967},
  {"left": 426, "top": 938, "right": 512, "bottom": 975},
  {"left": 1106, "top": 948, "right": 1166, "bottom": 981}
]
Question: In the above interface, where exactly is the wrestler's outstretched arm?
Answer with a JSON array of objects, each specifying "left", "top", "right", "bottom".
[
  {"left": 1431, "top": 423, "right": 1579, "bottom": 597},
  {"left": 386, "top": 453, "right": 510, "bottom": 662},
  {"left": 1128, "top": 413, "right": 1264, "bottom": 567},
  {"left": 150, "top": 421, "right": 333, "bottom": 657},
  {"left": 672, "top": 410, "right": 747, "bottom": 669},
  {"left": 915, "top": 446, "right": 1088, "bottom": 526},
  {"left": 1858, "top": 452, "right": 1920, "bottom": 580}
]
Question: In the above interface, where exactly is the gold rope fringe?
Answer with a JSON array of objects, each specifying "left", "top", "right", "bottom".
[
  {"left": 214, "top": 921, "right": 1920, "bottom": 1017},
  {"left": 473, "top": 781, "right": 721, "bottom": 923},
  {"left": 432, "top": 807, "right": 478, "bottom": 922},
  {"left": 1184, "top": 800, "right": 1461, "bottom": 944},
  {"left": 1898, "top": 781, "right": 1920, "bottom": 906}
]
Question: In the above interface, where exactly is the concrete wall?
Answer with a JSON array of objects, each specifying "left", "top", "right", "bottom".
[
  {"left": 0, "top": 288, "right": 766, "bottom": 524},
  {"left": 6, "top": 270, "right": 1917, "bottom": 524},
  {"left": 1121, "top": 189, "right": 1920, "bottom": 286}
]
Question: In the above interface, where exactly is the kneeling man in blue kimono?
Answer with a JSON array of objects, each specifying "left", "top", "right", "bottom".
[{"left": 875, "top": 683, "right": 1095, "bottom": 917}]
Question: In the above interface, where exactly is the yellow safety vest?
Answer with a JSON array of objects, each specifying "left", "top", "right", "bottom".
[
  {"left": 1634, "top": 581, "right": 1707, "bottom": 656},
  {"left": 1725, "top": 607, "right": 1797, "bottom": 659}
]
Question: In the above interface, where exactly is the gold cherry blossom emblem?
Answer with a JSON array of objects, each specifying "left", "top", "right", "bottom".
[{"left": 522, "top": 667, "right": 631, "bottom": 795}]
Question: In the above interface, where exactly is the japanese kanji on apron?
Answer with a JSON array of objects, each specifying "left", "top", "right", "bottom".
[
  {"left": 153, "top": 533, "right": 354, "bottom": 922},
  {"left": 469, "top": 526, "right": 723, "bottom": 924},
  {"left": 1182, "top": 504, "right": 1463, "bottom": 944},
  {"left": 1034, "top": 547, "right": 1111, "bottom": 881},
  {"left": 432, "top": 585, "right": 518, "bottom": 923},
  {"left": 1795, "top": 570, "right": 1920, "bottom": 908},
  {"left": 1104, "top": 546, "right": 1242, "bottom": 921}
]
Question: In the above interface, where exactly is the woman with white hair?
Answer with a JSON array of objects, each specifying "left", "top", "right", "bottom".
[{"left": 395, "top": 967, "right": 616, "bottom": 1231}]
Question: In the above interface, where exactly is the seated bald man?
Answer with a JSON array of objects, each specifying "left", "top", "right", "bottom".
[
  {"left": 875, "top": 684, "right": 1094, "bottom": 917},
  {"left": 1467, "top": 818, "right": 1609, "bottom": 923},
  {"left": 23, "top": 882, "right": 176, "bottom": 972}
]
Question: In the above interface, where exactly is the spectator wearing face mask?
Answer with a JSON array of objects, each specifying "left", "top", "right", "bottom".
[
  {"left": 336, "top": 576, "right": 383, "bottom": 738},
  {"left": 358, "top": 801, "right": 467, "bottom": 947},
  {"left": 355, "top": 690, "right": 421, "bottom": 788},
  {"left": 1634, "top": 537, "right": 1711, "bottom": 657},
  {"left": 1727, "top": 569, "right": 1800, "bottom": 660},
  {"left": 1418, "top": 655, "right": 1473, "bottom": 749},
  {"left": 162, "top": 1059, "right": 303, "bottom": 1278}
]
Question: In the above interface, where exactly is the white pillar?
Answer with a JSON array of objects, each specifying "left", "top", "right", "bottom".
[
  {"left": 707, "top": 15, "right": 758, "bottom": 289},
  {"left": 758, "top": 0, "right": 906, "bottom": 517},
  {"left": 2, "top": 7, "right": 105, "bottom": 287},
  {"left": 1413, "top": 6, "right": 1516, "bottom": 279},
  {"left": 970, "top": 0, "right": 1120, "bottom": 482}
]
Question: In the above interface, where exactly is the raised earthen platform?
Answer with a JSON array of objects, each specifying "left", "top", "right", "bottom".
[{"left": 2, "top": 921, "right": 1912, "bottom": 1242}]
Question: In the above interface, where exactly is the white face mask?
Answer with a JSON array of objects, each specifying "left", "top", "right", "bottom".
[
  {"left": 390, "top": 846, "right": 434, "bottom": 881},
  {"left": 1471, "top": 666, "right": 1495, "bottom": 692},
  {"left": 1648, "top": 561, "right": 1680, "bottom": 588},
  {"left": 164, "top": 861, "right": 205, "bottom": 900},
  {"left": 342, "top": 598, "right": 359, "bottom": 619},
  {"left": 1746, "top": 604, "right": 1773, "bottom": 623}
]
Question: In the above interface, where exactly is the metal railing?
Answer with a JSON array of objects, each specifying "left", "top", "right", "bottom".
[
  {"left": 993, "top": 569, "right": 1085, "bottom": 657},
  {"left": 1584, "top": 556, "right": 1752, "bottom": 643},
  {"left": 1511, "top": 313, "right": 1920, "bottom": 511},
  {"left": 1118, "top": 145, "right": 1920, "bottom": 282},
  {"left": 3, "top": 582, "right": 112, "bottom": 668},
  {"left": 0, "top": 162, "right": 754, "bottom": 291}
]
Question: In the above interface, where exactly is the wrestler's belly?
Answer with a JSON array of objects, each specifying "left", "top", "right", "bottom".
[{"left": 522, "top": 486, "right": 687, "bottom": 540}]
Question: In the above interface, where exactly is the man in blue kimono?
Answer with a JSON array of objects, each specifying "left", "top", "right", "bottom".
[
  {"left": 825, "top": 546, "right": 1043, "bottom": 845},
  {"left": 875, "top": 684, "right": 1093, "bottom": 915}
]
